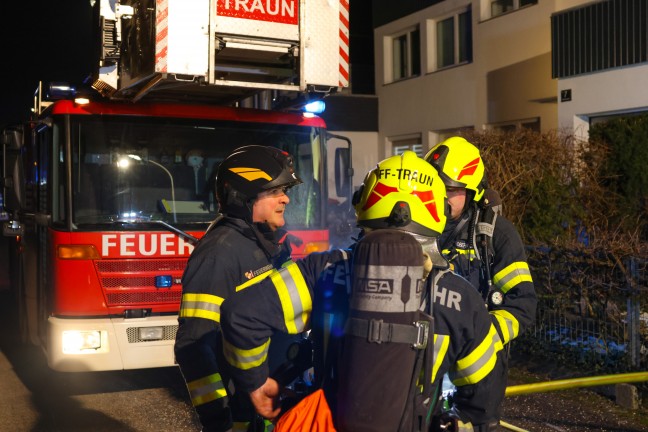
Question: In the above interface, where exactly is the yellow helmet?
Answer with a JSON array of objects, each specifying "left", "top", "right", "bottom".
[
  {"left": 424, "top": 136, "right": 486, "bottom": 202},
  {"left": 353, "top": 151, "right": 447, "bottom": 237}
]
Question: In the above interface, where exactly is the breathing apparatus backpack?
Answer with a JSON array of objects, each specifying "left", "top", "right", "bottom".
[
  {"left": 336, "top": 229, "right": 437, "bottom": 432},
  {"left": 473, "top": 188, "right": 503, "bottom": 308}
]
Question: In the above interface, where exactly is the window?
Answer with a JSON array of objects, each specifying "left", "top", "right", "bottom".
[
  {"left": 391, "top": 135, "right": 424, "bottom": 157},
  {"left": 387, "top": 26, "right": 420, "bottom": 82},
  {"left": 552, "top": 0, "right": 648, "bottom": 78},
  {"left": 490, "top": 0, "right": 537, "bottom": 18},
  {"left": 490, "top": 118, "right": 540, "bottom": 132},
  {"left": 434, "top": 9, "right": 472, "bottom": 70}
]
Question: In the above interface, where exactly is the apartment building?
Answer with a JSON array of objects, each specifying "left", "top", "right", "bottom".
[
  {"left": 373, "top": 0, "right": 648, "bottom": 158},
  {"left": 554, "top": 0, "right": 648, "bottom": 140}
]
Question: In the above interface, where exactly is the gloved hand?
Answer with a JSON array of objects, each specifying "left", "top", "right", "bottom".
[{"left": 436, "top": 411, "right": 474, "bottom": 432}]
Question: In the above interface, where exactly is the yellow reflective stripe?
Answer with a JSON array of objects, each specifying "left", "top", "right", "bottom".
[
  {"left": 236, "top": 269, "right": 274, "bottom": 292},
  {"left": 179, "top": 293, "right": 223, "bottom": 322},
  {"left": 431, "top": 334, "right": 450, "bottom": 384},
  {"left": 491, "top": 309, "right": 519, "bottom": 344},
  {"left": 442, "top": 248, "right": 477, "bottom": 259},
  {"left": 271, "top": 263, "right": 313, "bottom": 334},
  {"left": 187, "top": 373, "right": 227, "bottom": 407},
  {"left": 451, "top": 324, "right": 503, "bottom": 386},
  {"left": 456, "top": 248, "right": 477, "bottom": 259},
  {"left": 223, "top": 337, "right": 270, "bottom": 370},
  {"left": 493, "top": 261, "right": 533, "bottom": 293}
]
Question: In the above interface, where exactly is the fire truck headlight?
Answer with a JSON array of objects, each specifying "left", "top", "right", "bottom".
[
  {"left": 74, "top": 97, "right": 91, "bottom": 105},
  {"left": 139, "top": 327, "right": 164, "bottom": 341},
  {"left": 62, "top": 330, "right": 102, "bottom": 353}
]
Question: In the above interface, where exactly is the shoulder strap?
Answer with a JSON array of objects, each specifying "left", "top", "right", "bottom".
[
  {"left": 432, "top": 267, "right": 450, "bottom": 290},
  {"left": 204, "top": 213, "right": 225, "bottom": 236},
  {"left": 440, "top": 212, "right": 471, "bottom": 251},
  {"left": 473, "top": 187, "right": 501, "bottom": 262}
]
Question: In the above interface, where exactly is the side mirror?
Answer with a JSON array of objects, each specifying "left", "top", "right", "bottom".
[
  {"left": 334, "top": 147, "right": 351, "bottom": 198},
  {"left": 1, "top": 126, "right": 25, "bottom": 211},
  {"left": 326, "top": 133, "right": 358, "bottom": 248},
  {"left": 327, "top": 133, "right": 354, "bottom": 202}
]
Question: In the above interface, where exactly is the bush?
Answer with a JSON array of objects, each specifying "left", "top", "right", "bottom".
[
  {"left": 457, "top": 128, "right": 647, "bottom": 256},
  {"left": 452, "top": 128, "right": 648, "bottom": 372},
  {"left": 589, "top": 114, "right": 648, "bottom": 239}
]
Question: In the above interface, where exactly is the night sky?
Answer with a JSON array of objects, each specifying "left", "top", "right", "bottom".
[
  {"left": 1, "top": 1, "right": 94, "bottom": 128},
  {"left": 0, "top": 1, "right": 374, "bottom": 128}
]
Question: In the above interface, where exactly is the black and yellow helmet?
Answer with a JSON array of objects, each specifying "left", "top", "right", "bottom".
[
  {"left": 424, "top": 136, "right": 486, "bottom": 203},
  {"left": 216, "top": 145, "right": 302, "bottom": 220},
  {"left": 353, "top": 151, "right": 447, "bottom": 237}
]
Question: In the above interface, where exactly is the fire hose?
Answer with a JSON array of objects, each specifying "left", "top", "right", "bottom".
[
  {"left": 505, "top": 371, "right": 648, "bottom": 396},
  {"left": 499, "top": 371, "right": 648, "bottom": 431}
]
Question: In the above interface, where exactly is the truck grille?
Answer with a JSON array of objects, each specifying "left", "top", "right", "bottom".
[
  {"left": 106, "top": 290, "right": 181, "bottom": 304},
  {"left": 95, "top": 259, "right": 187, "bottom": 306}
]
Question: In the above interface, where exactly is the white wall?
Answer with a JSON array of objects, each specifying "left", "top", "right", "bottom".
[
  {"left": 558, "top": 64, "right": 648, "bottom": 140},
  {"left": 474, "top": 0, "right": 557, "bottom": 130}
]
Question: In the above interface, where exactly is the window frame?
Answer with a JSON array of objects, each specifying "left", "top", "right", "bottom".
[
  {"left": 488, "top": 0, "right": 537, "bottom": 19},
  {"left": 389, "top": 134, "right": 424, "bottom": 157},
  {"left": 384, "top": 25, "right": 421, "bottom": 84},
  {"left": 429, "top": 7, "right": 472, "bottom": 72},
  {"left": 488, "top": 117, "right": 540, "bottom": 132}
]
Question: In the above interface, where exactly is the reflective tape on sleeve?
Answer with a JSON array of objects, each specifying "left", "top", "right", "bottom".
[
  {"left": 451, "top": 324, "right": 503, "bottom": 386},
  {"left": 179, "top": 292, "right": 223, "bottom": 322},
  {"left": 493, "top": 261, "right": 533, "bottom": 293},
  {"left": 271, "top": 263, "right": 313, "bottom": 334},
  {"left": 223, "top": 337, "right": 270, "bottom": 371},
  {"left": 491, "top": 309, "right": 519, "bottom": 344},
  {"left": 431, "top": 334, "right": 450, "bottom": 384}
]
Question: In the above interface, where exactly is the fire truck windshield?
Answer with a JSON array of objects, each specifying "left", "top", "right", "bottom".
[{"left": 65, "top": 115, "right": 325, "bottom": 230}]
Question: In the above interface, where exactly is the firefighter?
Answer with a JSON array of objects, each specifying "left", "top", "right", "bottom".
[
  {"left": 425, "top": 136, "right": 538, "bottom": 429},
  {"left": 220, "top": 151, "right": 507, "bottom": 431},
  {"left": 174, "top": 145, "right": 303, "bottom": 432}
]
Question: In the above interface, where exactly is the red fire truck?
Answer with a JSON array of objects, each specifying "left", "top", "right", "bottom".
[{"left": 0, "top": 0, "right": 353, "bottom": 372}]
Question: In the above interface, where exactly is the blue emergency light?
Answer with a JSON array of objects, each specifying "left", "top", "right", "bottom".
[
  {"left": 154, "top": 275, "right": 173, "bottom": 288},
  {"left": 303, "top": 100, "right": 326, "bottom": 114}
]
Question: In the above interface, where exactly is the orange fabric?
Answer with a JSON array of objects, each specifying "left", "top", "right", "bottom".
[{"left": 274, "top": 389, "right": 336, "bottom": 432}]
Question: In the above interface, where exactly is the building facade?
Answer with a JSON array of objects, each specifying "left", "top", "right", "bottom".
[{"left": 373, "top": 0, "right": 648, "bottom": 158}]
